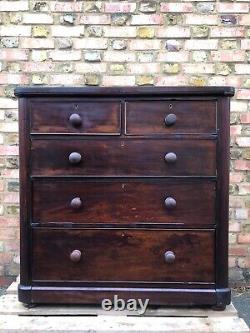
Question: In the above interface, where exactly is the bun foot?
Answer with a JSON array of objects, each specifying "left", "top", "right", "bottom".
[{"left": 212, "top": 304, "right": 226, "bottom": 311}]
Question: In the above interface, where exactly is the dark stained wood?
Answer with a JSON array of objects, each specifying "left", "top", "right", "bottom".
[
  {"left": 31, "top": 139, "right": 216, "bottom": 176},
  {"left": 15, "top": 86, "right": 235, "bottom": 97},
  {"left": 215, "top": 96, "right": 230, "bottom": 290},
  {"left": 125, "top": 100, "right": 217, "bottom": 135},
  {"left": 15, "top": 86, "right": 233, "bottom": 307},
  {"left": 32, "top": 179, "right": 216, "bottom": 226},
  {"left": 30, "top": 100, "right": 121, "bottom": 135},
  {"left": 32, "top": 228, "right": 215, "bottom": 283},
  {"left": 19, "top": 285, "right": 219, "bottom": 305}
]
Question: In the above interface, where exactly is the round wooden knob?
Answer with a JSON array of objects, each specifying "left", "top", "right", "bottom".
[
  {"left": 70, "top": 197, "right": 82, "bottom": 209},
  {"left": 69, "top": 152, "right": 81, "bottom": 164},
  {"left": 69, "top": 113, "right": 82, "bottom": 127},
  {"left": 164, "top": 197, "right": 176, "bottom": 209},
  {"left": 164, "top": 251, "right": 175, "bottom": 264},
  {"left": 70, "top": 250, "right": 82, "bottom": 263},
  {"left": 165, "top": 113, "right": 176, "bottom": 126},
  {"left": 164, "top": 152, "right": 177, "bottom": 163}
]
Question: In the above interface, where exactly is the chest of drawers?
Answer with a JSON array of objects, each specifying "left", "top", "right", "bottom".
[{"left": 15, "top": 86, "right": 234, "bottom": 309}]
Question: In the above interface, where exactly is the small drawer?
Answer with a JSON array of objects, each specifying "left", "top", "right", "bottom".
[
  {"left": 32, "top": 228, "right": 215, "bottom": 283},
  {"left": 32, "top": 179, "right": 216, "bottom": 227},
  {"left": 31, "top": 138, "right": 216, "bottom": 177},
  {"left": 30, "top": 100, "right": 121, "bottom": 135},
  {"left": 125, "top": 100, "right": 216, "bottom": 135}
]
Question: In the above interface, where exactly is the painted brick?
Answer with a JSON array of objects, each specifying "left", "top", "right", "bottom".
[
  {"left": 235, "top": 64, "right": 250, "bottom": 74},
  {"left": 185, "top": 39, "right": 218, "bottom": 50},
  {"left": 75, "top": 63, "right": 107, "bottom": 74},
  {"left": 74, "top": 38, "right": 108, "bottom": 50},
  {"left": 129, "top": 39, "right": 161, "bottom": 50},
  {"left": 50, "top": 74, "right": 84, "bottom": 85},
  {"left": 241, "top": 39, "right": 250, "bottom": 50},
  {"left": 0, "top": 1, "right": 28, "bottom": 11},
  {"left": 158, "top": 51, "right": 189, "bottom": 62},
  {"left": 102, "top": 75, "right": 135, "bottom": 86},
  {"left": 185, "top": 14, "right": 217, "bottom": 25},
  {"left": 236, "top": 137, "right": 250, "bottom": 147},
  {"left": 157, "top": 27, "right": 190, "bottom": 38},
  {"left": 0, "top": 26, "right": 31, "bottom": 37},
  {"left": 104, "top": 2, "right": 136, "bottom": 13},
  {"left": 217, "top": 3, "right": 249, "bottom": 13},
  {"left": 182, "top": 63, "right": 215, "bottom": 74},
  {"left": 51, "top": 26, "right": 84, "bottom": 37},
  {"left": 131, "top": 14, "right": 163, "bottom": 25},
  {"left": 104, "top": 27, "right": 136, "bottom": 38},
  {"left": 127, "top": 63, "right": 160, "bottom": 74},
  {"left": 21, "top": 38, "right": 54, "bottom": 49},
  {"left": 49, "top": 50, "right": 82, "bottom": 61},
  {"left": 104, "top": 51, "right": 136, "bottom": 62},
  {"left": 23, "top": 13, "right": 53, "bottom": 24},
  {"left": 155, "top": 75, "right": 188, "bottom": 86}
]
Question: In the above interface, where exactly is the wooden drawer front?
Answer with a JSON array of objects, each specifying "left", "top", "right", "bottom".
[
  {"left": 32, "top": 179, "right": 216, "bottom": 226},
  {"left": 32, "top": 229, "right": 215, "bottom": 283},
  {"left": 30, "top": 100, "right": 121, "bottom": 135},
  {"left": 125, "top": 100, "right": 216, "bottom": 135},
  {"left": 31, "top": 139, "right": 216, "bottom": 176}
]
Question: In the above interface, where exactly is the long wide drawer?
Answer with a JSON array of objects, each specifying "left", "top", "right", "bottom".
[
  {"left": 30, "top": 100, "right": 121, "bottom": 135},
  {"left": 32, "top": 228, "right": 215, "bottom": 283},
  {"left": 125, "top": 100, "right": 217, "bottom": 135},
  {"left": 32, "top": 179, "right": 216, "bottom": 226},
  {"left": 31, "top": 139, "right": 216, "bottom": 176}
]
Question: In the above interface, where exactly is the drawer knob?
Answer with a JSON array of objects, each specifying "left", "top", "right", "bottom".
[
  {"left": 69, "top": 152, "right": 82, "bottom": 164},
  {"left": 164, "top": 197, "right": 177, "bottom": 209},
  {"left": 70, "top": 250, "right": 82, "bottom": 263},
  {"left": 165, "top": 113, "right": 176, "bottom": 126},
  {"left": 164, "top": 251, "right": 175, "bottom": 264},
  {"left": 70, "top": 197, "right": 82, "bottom": 209},
  {"left": 69, "top": 113, "right": 82, "bottom": 127},
  {"left": 164, "top": 152, "right": 177, "bottom": 163}
]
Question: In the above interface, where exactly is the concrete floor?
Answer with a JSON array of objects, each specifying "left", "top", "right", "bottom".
[
  {"left": 0, "top": 287, "right": 249, "bottom": 328},
  {"left": 232, "top": 288, "right": 250, "bottom": 327}
]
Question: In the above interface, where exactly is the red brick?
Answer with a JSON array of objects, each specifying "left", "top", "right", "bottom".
[
  {"left": 0, "top": 74, "right": 29, "bottom": 85},
  {"left": 211, "top": 50, "right": 245, "bottom": 62},
  {"left": 240, "top": 113, "right": 250, "bottom": 123},
  {"left": 104, "top": 2, "right": 136, "bottom": 13},
  {"left": 230, "top": 125, "right": 242, "bottom": 136},
  {"left": 230, "top": 246, "right": 248, "bottom": 256},
  {"left": 3, "top": 193, "right": 19, "bottom": 204},
  {"left": 161, "top": 3, "right": 193, "bottom": 13},
  {"left": 238, "top": 233, "right": 250, "bottom": 244},
  {"left": 0, "top": 146, "right": 18, "bottom": 156},
  {"left": 0, "top": 49, "right": 28, "bottom": 61},
  {"left": 131, "top": 14, "right": 163, "bottom": 25},
  {"left": 210, "top": 27, "right": 245, "bottom": 38},
  {"left": 22, "top": 62, "right": 55, "bottom": 72},
  {"left": 235, "top": 160, "right": 250, "bottom": 170},
  {"left": 230, "top": 173, "right": 243, "bottom": 183},
  {"left": 236, "top": 89, "right": 250, "bottom": 99}
]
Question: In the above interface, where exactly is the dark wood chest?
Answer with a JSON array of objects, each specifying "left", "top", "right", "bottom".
[{"left": 15, "top": 86, "right": 234, "bottom": 309}]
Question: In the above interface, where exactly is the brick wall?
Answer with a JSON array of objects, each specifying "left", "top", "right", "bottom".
[{"left": 0, "top": 0, "right": 249, "bottom": 287}]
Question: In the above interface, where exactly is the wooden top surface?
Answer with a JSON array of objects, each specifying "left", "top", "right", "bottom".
[{"left": 14, "top": 86, "right": 235, "bottom": 97}]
